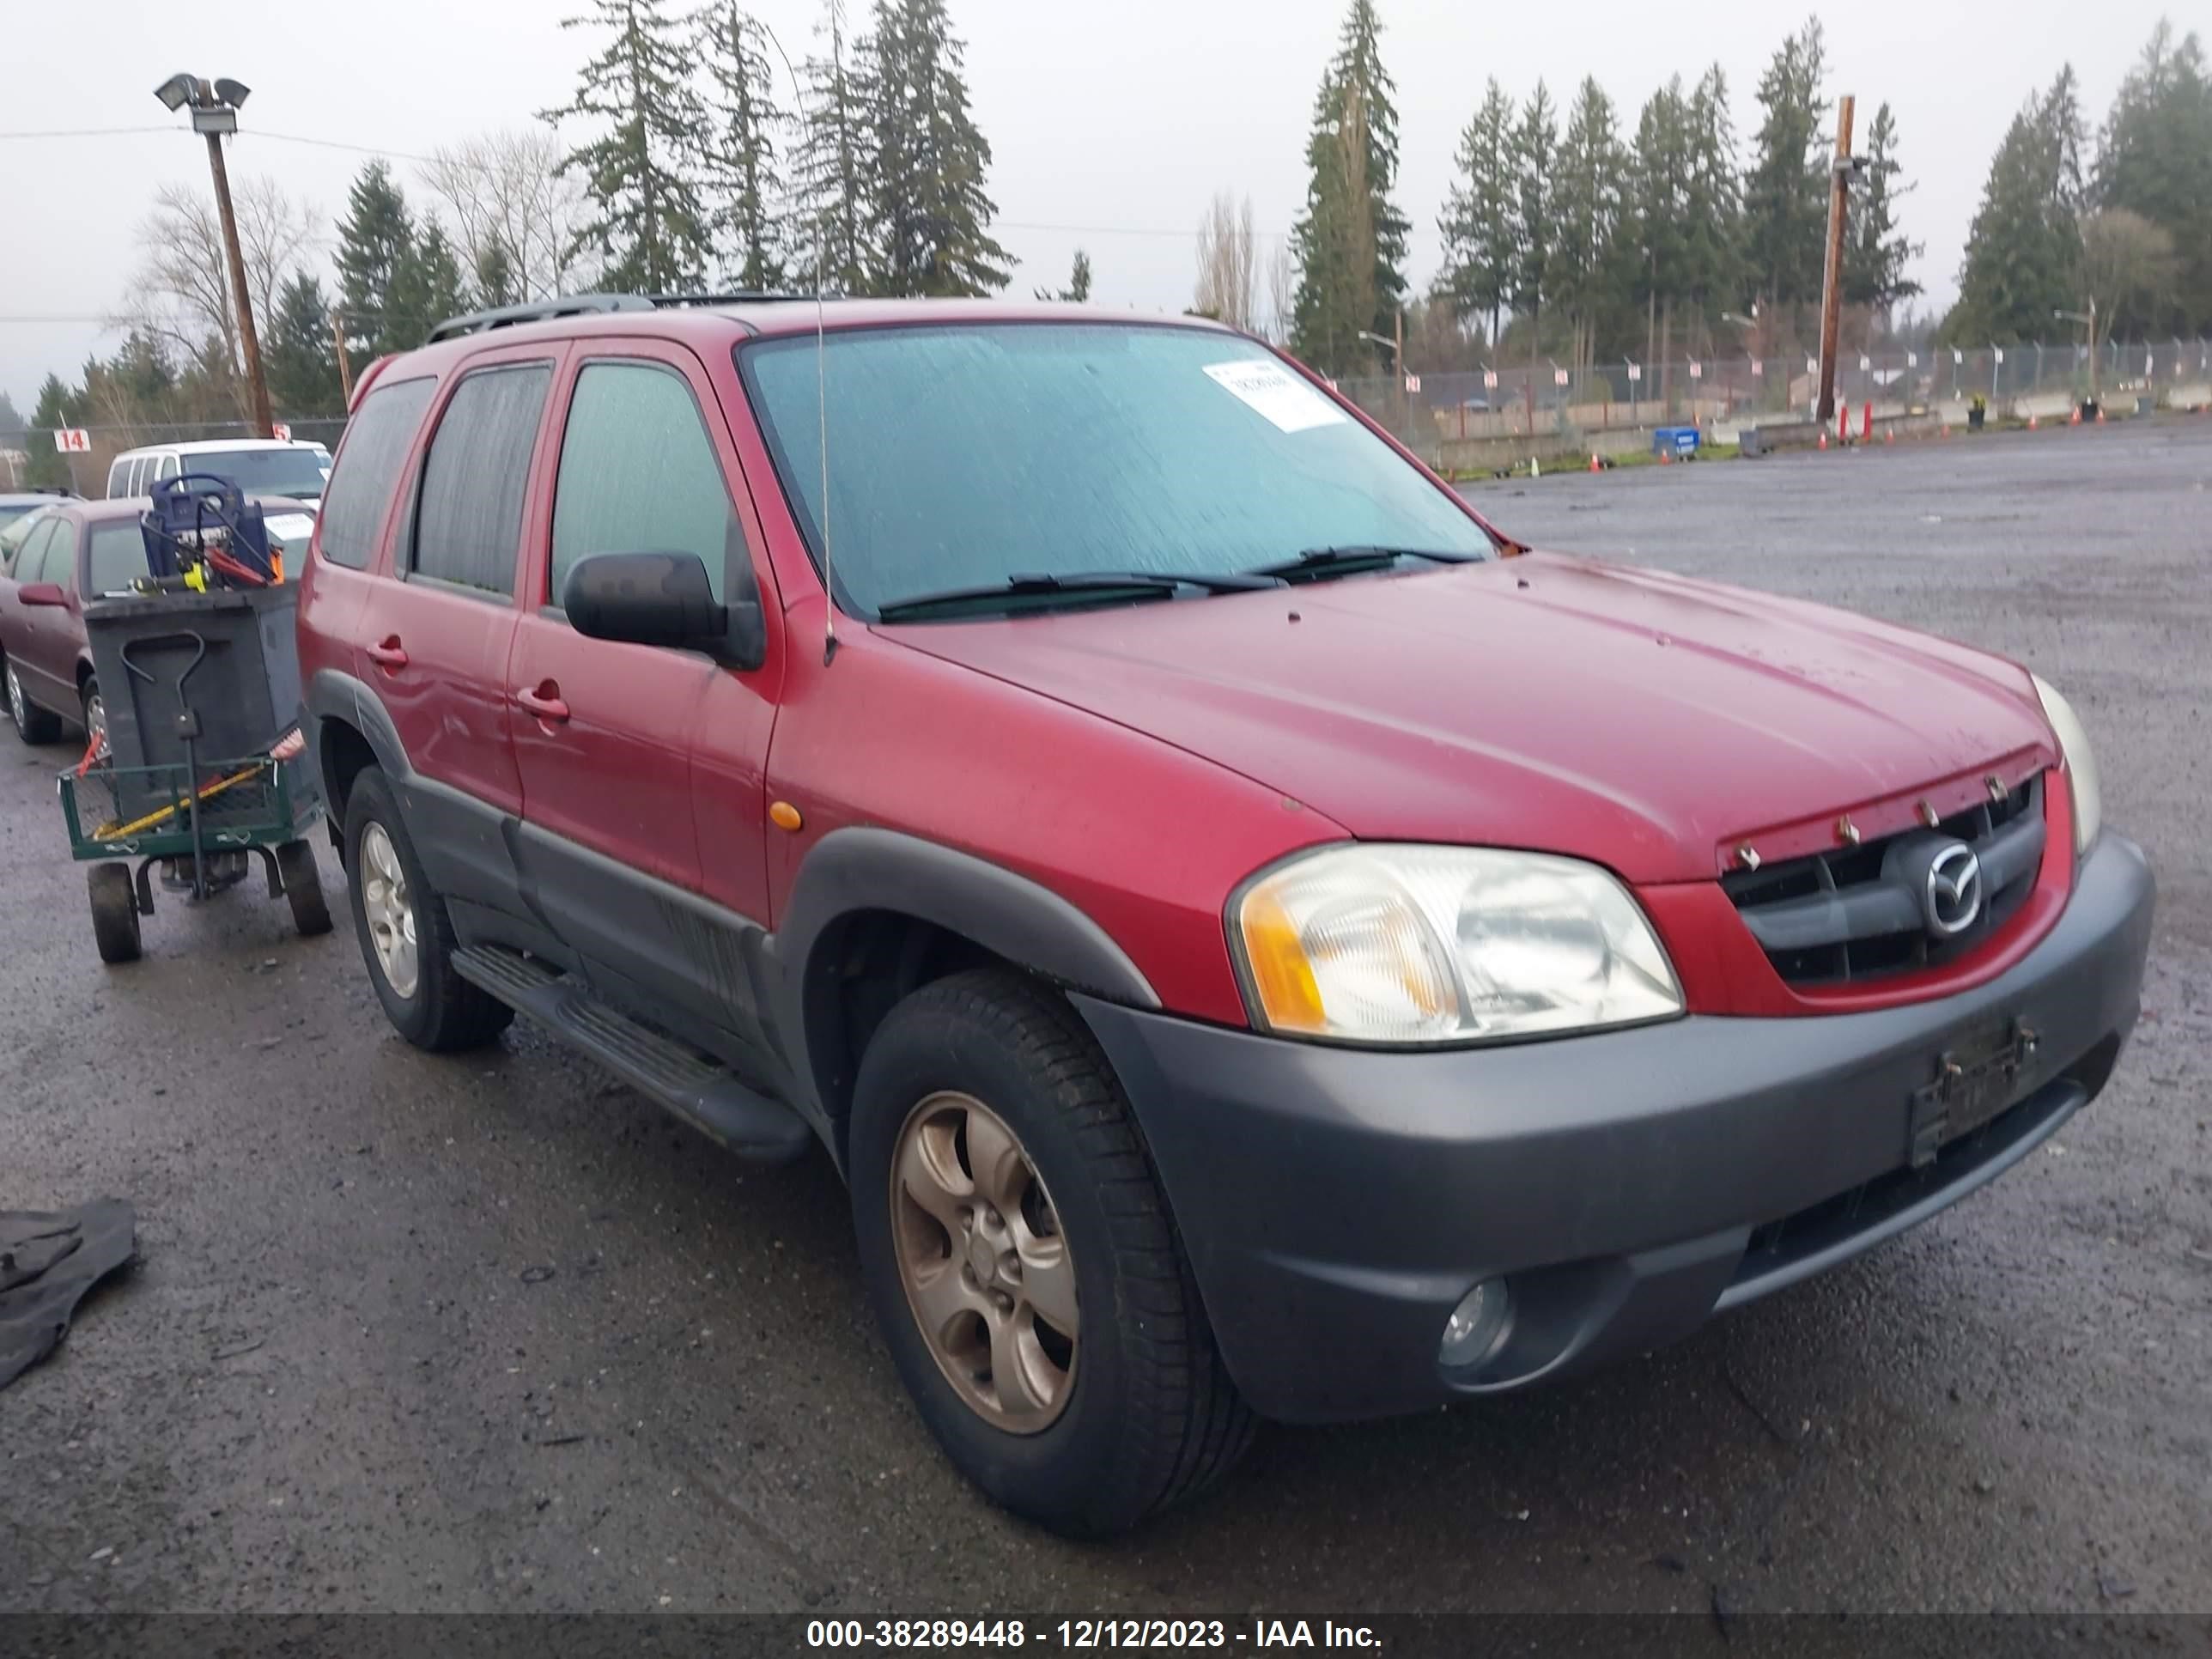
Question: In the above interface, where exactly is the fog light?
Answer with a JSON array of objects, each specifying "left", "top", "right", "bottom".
[{"left": 1438, "top": 1279, "right": 1512, "bottom": 1370}]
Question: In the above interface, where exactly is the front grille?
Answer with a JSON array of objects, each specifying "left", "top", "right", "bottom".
[{"left": 1722, "top": 775, "right": 2045, "bottom": 986}]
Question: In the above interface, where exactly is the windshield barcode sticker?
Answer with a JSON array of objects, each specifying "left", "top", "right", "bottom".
[{"left": 1203, "top": 360, "right": 1348, "bottom": 433}]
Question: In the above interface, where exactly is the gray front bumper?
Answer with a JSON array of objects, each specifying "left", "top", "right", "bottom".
[{"left": 1075, "top": 834, "right": 2154, "bottom": 1423}]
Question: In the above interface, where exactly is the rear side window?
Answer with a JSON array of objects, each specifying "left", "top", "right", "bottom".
[
  {"left": 410, "top": 364, "right": 551, "bottom": 596},
  {"left": 26, "top": 520, "right": 72, "bottom": 586},
  {"left": 87, "top": 522, "right": 149, "bottom": 596},
  {"left": 319, "top": 376, "right": 435, "bottom": 570},
  {"left": 550, "top": 362, "right": 738, "bottom": 606},
  {"left": 13, "top": 520, "right": 59, "bottom": 581}
]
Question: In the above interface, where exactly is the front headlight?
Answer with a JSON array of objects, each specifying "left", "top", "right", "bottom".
[
  {"left": 2032, "top": 673, "right": 2102, "bottom": 856},
  {"left": 1232, "top": 845, "right": 1683, "bottom": 1045}
]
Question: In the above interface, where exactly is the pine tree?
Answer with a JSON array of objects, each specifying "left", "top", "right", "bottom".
[
  {"left": 699, "top": 3, "right": 788, "bottom": 291},
  {"left": 387, "top": 222, "right": 471, "bottom": 349},
  {"left": 335, "top": 161, "right": 418, "bottom": 362},
  {"left": 794, "top": 0, "right": 875, "bottom": 294},
  {"left": 866, "top": 0, "right": 1010, "bottom": 297},
  {"left": 1438, "top": 78, "right": 1518, "bottom": 343},
  {"left": 1682, "top": 67, "right": 1743, "bottom": 329},
  {"left": 550, "top": 0, "right": 714, "bottom": 294},
  {"left": 27, "top": 374, "right": 81, "bottom": 490},
  {"left": 1510, "top": 82, "right": 1559, "bottom": 353},
  {"left": 474, "top": 236, "right": 521, "bottom": 310},
  {"left": 1742, "top": 19, "right": 1829, "bottom": 312},
  {"left": 2094, "top": 22, "right": 2212, "bottom": 331},
  {"left": 1036, "top": 249, "right": 1091, "bottom": 302},
  {"left": 265, "top": 276, "right": 343, "bottom": 418},
  {"left": 1630, "top": 80, "right": 1692, "bottom": 373},
  {"left": 1291, "top": 0, "right": 1408, "bottom": 371},
  {"left": 1843, "top": 102, "right": 1922, "bottom": 312},
  {"left": 1948, "top": 67, "right": 2089, "bottom": 344},
  {"left": 1549, "top": 78, "right": 1628, "bottom": 370}
]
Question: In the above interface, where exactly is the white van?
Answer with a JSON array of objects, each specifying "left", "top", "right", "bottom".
[{"left": 106, "top": 438, "right": 331, "bottom": 507}]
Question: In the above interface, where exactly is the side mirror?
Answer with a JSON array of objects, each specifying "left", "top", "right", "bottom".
[
  {"left": 18, "top": 582, "right": 68, "bottom": 608},
  {"left": 561, "top": 550, "right": 765, "bottom": 671}
]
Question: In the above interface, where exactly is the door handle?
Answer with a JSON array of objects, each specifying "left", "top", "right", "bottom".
[
  {"left": 367, "top": 636, "right": 408, "bottom": 669},
  {"left": 515, "top": 682, "right": 569, "bottom": 723}
]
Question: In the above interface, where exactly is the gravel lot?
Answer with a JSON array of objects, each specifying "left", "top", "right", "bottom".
[{"left": 3, "top": 420, "right": 2208, "bottom": 1619}]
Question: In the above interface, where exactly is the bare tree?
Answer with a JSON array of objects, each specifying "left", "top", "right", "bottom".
[
  {"left": 1265, "top": 240, "right": 1296, "bottom": 345},
  {"left": 1194, "top": 191, "right": 1260, "bottom": 331},
  {"left": 118, "top": 178, "right": 318, "bottom": 407},
  {"left": 420, "top": 126, "right": 599, "bottom": 302},
  {"left": 2077, "top": 208, "right": 2180, "bottom": 343}
]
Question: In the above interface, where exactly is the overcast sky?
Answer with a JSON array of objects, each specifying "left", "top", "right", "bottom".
[{"left": 0, "top": 0, "right": 2183, "bottom": 410}]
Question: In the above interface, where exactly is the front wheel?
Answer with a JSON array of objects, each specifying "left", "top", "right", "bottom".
[
  {"left": 849, "top": 969, "right": 1254, "bottom": 1536},
  {"left": 342, "top": 767, "right": 512, "bottom": 1052},
  {"left": 7, "top": 659, "right": 61, "bottom": 745}
]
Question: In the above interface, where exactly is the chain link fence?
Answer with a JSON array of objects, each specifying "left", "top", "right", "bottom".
[
  {"left": 1337, "top": 338, "right": 2212, "bottom": 465},
  {"left": 6, "top": 417, "right": 349, "bottom": 496}
]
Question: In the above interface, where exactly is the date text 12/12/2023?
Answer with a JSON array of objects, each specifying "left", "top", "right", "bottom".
[{"left": 805, "top": 1619, "right": 1382, "bottom": 1649}]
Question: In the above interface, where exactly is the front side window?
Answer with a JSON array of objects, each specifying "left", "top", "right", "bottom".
[
  {"left": 106, "top": 459, "right": 131, "bottom": 498},
  {"left": 550, "top": 361, "right": 738, "bottom": 607},
  {"left": 87, "top": 521, "right": 149, "bottom": 596},
  {"left": 738, "top": 324, "right": 1495, "bottom": 616},
  {"left": 318, "top": 376, "right": 434, "bottom": 571},
  {"left": 410, "top": 364, "right": 552, "bottom": 597}
]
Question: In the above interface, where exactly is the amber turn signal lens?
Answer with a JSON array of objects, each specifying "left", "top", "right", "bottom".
[
  {"left": 769, "top": 800, "right": 804, "bottom": 832},
  {"left": 1237, "top": 885, "right": 1326, "bottom": 1033}
]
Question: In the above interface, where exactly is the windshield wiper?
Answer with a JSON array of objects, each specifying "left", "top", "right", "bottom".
[
  {"left": 875, "top": 568, "right": 1279, "bottom": 622},
  {"left": 1243, "top": 545, "right": 1487, "bottom": 581}
]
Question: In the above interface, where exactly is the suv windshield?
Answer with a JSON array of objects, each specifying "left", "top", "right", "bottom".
[
  {"left": 177, "top": 447, "right": 328, "bottom": 500},
  {"left": 739, "top": 324, "right": 1494, "bottom": 617}
]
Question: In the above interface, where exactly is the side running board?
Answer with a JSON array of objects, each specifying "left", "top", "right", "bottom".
[{"left": 452, "top": 945, "right": 812, "bottom": 1164}]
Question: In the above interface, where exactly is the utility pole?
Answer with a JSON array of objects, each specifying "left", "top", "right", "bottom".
[
  {"left": 1814, "top": 94, "right": 1857, "bottom": 428},
  {"left": 155, "top": 74, "right": 274, "bottom": 440},
  {"left": 332, "top": 310, "right": 355, "bottom": 404}
]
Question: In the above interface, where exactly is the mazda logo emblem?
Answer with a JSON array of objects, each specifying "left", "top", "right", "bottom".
[{"left": 1924, "top": 842, "right": 1983, "bottom": 936}]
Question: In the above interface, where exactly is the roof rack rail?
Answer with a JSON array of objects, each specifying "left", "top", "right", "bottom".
[{"left": 425, "top": 289, "right": 818, "bottom": 343}]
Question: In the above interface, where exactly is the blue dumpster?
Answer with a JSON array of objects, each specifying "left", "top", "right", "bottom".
[{"left": 1652, "top": 425, "right": 1701, "bottom": 458}]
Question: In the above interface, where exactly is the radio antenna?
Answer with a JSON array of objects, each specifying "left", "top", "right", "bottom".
[{"left": 757, "top": 15, "right": 836, "bottom": 665}]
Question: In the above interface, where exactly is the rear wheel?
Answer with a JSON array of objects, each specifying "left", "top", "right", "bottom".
[
  {"left": 80, "top": 677, "right": 106, "bottom": 754},
  {"left": 276, "top": 838, "right": 332, "bottom": 937},
  {"left": 88, "top": 862, "right": 142, "bottom": 965},
  {"left": 342, "top": 767, "right": 512, "bottom": 1052},
  {"left": 7, "top": 659, "right": 61, "bottom": 745},
  {"left": 849, "top": 969, "right": 1254, "bottom": 1536}
]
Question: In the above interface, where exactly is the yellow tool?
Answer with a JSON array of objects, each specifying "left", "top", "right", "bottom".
[{"left": 94, "top": 761, "right": 269, "bottom": 842}]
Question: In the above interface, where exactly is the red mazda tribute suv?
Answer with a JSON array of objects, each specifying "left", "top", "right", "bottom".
[{"left": 297, "top": 294, "right": 2153, "bottom": 1535}]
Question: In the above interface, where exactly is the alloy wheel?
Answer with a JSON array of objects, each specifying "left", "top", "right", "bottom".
[
  {"left": 6, "top": 665, "right": 24, "bottom": 734},
  {"left": 890, "top": 1091, "right": 1079, "bottom": 1432},
  {"left": 359, "top": 822, "right": 419, "bottom": 1000}
]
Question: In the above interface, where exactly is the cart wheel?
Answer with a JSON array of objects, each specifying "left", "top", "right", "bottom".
[
  {"left": 88, "top": 863, "right": 142, "bottom": 965},
  {"left": 276, "top": 839, "right": 333, "bottom": 937}
]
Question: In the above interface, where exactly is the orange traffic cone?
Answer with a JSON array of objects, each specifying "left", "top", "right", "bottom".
[
  {"left": 2070, "top": 406, "right": 2082, "bottom": 425},
  {"left": 1886, "top": 427, "right": 1894, "bottom": 444},
  {"left": 1819, "top": 430, "right": 1828, "bottom": 451},
  {"left": 2028, "top": 413, "right": 2039, "bottom": 429},
  {"left": 1589, "top": 453, "right": 1601, "bottom": 472},
  {"left": 2096, "top": 407, "right": 2106, "bottom": 423}
]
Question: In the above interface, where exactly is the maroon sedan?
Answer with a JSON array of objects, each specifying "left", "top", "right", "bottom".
[{"left": 1, "top": 495, "right": 318, "bottom": 747}]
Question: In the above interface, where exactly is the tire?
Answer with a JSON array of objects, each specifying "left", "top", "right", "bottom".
[
  {"left": 7, "top": 658, "right": 62, "bottom": 745},
  {"left": 849, "top": 968, "right": 1255, "bottom": 1536},
  {"left": 341, "top": 767, "right": 512, "bottom": 1052},
  {"left": 276, "top": 838, "right": 333, "bottom": 938},
  {"left": 88, "top": 862, "right": 142, "bottom": 965}
]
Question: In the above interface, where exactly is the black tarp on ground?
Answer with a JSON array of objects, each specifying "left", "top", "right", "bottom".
[{"left": 0, "top": 1200, "right": 136, "bottom": 1389}]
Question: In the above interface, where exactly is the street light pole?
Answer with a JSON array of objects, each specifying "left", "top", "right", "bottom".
[{"left": 156, "top": 74, "right": 273, "bottom": 441}]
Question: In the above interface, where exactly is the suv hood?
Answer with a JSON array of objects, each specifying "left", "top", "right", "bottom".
[{"left": 882, "top": 552, "right": 2057, "bottom": 884}]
